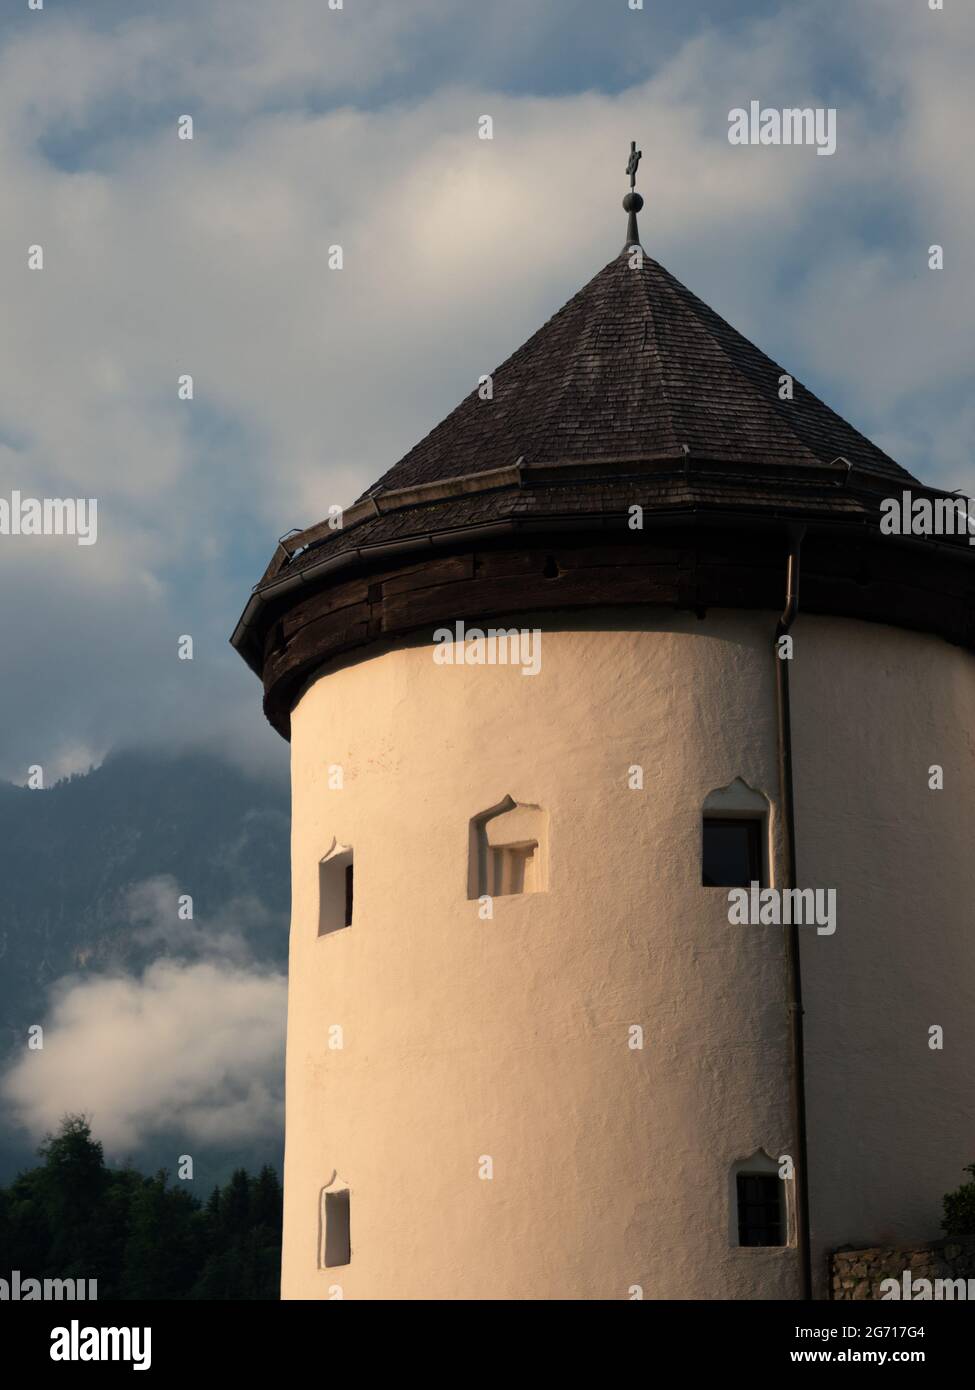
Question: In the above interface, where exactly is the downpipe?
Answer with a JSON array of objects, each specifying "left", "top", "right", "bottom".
[{"left": 774, "top": 524, "right": 812, "bottom": 1301}]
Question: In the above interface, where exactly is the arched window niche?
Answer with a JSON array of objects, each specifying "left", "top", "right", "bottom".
[
  {"left": 729, "top": 1149, "right": 793, "bottom": 1248},
  {"left": 702, "top": 777, "right": 770, "bottom": 889},
  {"left": 468, "top": 796, "right": 548, "bottom": 899}
]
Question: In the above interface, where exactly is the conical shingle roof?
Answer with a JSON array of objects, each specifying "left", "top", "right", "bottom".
[{"left": 363, "top": 248, "right": 913, "bottom": 498}]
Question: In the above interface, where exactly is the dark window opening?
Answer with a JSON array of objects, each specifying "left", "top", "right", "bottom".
[
  {"left": 344, "top": 862, "right": 354, "bottom": 927},
  {"left": 736, "top": 1173, "right": 783, "bottom": 1247},
  {"left": 702, "top": 817, "right": 762, "bottom": 887},
  {"left": 324, "top": 1189, "right": 351, "bottom": 1267}
]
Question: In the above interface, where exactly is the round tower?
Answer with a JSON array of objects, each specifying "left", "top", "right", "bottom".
[{"left": 232, "top": 160, "right": 975, "bottom": 1300}]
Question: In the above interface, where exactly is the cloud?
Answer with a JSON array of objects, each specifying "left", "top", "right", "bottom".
[
  {"left": 1, "top": 961, "right": 285, "bottom": 1152},
  {"left": 0, "top": 875, "right": 286, "bottom": 1154},
  {"left": 123, "top": 872, "right": 278, "bottom": 965}
]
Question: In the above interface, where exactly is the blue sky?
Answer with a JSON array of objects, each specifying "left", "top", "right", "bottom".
[{"left": 0, "top": 0, "right": 971, "bottom": 785}]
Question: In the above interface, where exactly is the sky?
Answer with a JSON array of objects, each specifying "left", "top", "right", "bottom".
[
  {"left": 0, "top": 0, "right": 971, "bottom": 786},
  {"left": 0, "top": 0, "right": 970, "bottom": 1169}
]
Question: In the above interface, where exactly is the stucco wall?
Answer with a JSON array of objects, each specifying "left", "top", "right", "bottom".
[
  {"left": 282, "top": 608, "right": 974, "bottom": 1300},
  {"left": 794, "top": 620, "right": 975, "bottom": 1291}
]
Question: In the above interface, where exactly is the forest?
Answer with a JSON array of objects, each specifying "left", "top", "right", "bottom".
[{"left": 0, "top": 1116, "right": 281, "bottom": 1300}]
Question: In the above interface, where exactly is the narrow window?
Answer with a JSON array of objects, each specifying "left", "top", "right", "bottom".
[
  {"left": 324, "top": 1189, "right": 351, "bottom": 1267},
  {"left": 702, "top": 817, "right": 761, "bottom": 887},
  {"left": 736, "top": 1173, "right": 784, "bottom": 1247},
  {"left": 318, "top": 843, "right": 354, "bottom": 936},
  {"left": 702, "top": 779, "right": 769, "bottom": 888}
]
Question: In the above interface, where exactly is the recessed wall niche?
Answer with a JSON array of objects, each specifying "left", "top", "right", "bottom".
[
  {"left": 468, "top": 796, "right": 548, "bottom": 899},
  {"left": 729, "top": 1149, "right": 792, "bottom": 1249},
  {"left": 320, "top": 1172, "right": 351, "bottom": 1268},
  {"left": 319, "top": 839, "right": 354, "bottom": 936}
]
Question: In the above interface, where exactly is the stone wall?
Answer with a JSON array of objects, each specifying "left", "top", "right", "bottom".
[{"left": 831, "top": 1238, "right": 975, "bottom": 1300}]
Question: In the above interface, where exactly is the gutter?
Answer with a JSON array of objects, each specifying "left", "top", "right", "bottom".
[{"left": 774, "top": 524, "right": 813, "bottom": 1301}]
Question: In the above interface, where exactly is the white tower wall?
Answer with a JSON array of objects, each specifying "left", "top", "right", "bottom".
[{"left": 281, "top": 608, "right": 975, "bottom": 1299}]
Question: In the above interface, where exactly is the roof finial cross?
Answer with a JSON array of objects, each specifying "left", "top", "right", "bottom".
[{"left": 622, "top": 140, "right": 644, "bottom": 249}]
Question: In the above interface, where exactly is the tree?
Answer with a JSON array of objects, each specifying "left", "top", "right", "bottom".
[{"left": 942, "top": 1162, "right": 975, "bottom": 1237}]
